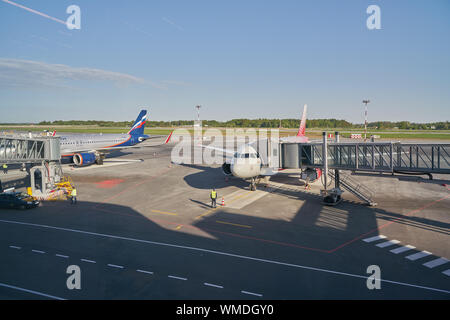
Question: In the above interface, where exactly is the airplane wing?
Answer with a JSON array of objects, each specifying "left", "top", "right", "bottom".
[{"left": 198, "top": 143, "right": 235, "bottom": 163}]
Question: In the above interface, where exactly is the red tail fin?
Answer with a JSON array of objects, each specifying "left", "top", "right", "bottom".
[
  {"left": 296, "top": 104, "right": 307, "bottom": 137},
  {"left": 165, "top": 130, "right": 174, "bottom": 144}
]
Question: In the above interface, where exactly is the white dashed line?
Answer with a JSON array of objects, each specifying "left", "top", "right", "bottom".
[
  {"left": 107, "top": 264, "right": 124, "bottom": 269},
  {"left": 204, "top": 282, "right": 224, "bottom": 289},
  {"left": 362, "top": 235, "right": 387, "bottom": 243},
  {"left": 31, "top": 249, "right": 45, "bottom": 254},
  {"left": 9, "top": 246, "right": 21, "bottom": 250},
  {"left": 423, "top": 258, "right": 449, "bottom": 269},
  {"left": 1, "top": 219, "right": 448, "bottom": 295},
  {"left": 168, "top": 275, "right": 187, "bottom": 281},
  {"left": 0, "top": 282, "right": 65, "bottom": 300},
  {"left": 390, "top": 245, "right": 415, "bottom": 254},
  {"left": 241, "top": 290, "right": 263, "bottom": 297},
  {"left": 406, "top": 251, "right": 432, "bottom": 261},
  {"left": 136, "top": 269, "right": 154, "bottom": 275},
  {"left": 81, "top": 259, "right": 96, "bottom": 264},
  {"left": 376, "top": 240, "right": 400, "bottom": 248},
  {"left": 55, "top": 254, "right": 69, "bottom": 259}
]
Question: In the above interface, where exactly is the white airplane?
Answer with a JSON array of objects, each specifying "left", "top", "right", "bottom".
[
  {"left": 202, "top": 105, "right": 318, "bottom": 191},
  {"left": 59, "top": 110, "right": 172, "bottom": 166}
]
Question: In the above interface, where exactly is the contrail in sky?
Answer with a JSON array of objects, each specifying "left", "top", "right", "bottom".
[{"left": 1, "top": 0, "right": 67, "bottom": 26}]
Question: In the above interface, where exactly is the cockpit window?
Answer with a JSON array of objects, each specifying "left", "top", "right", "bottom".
[{"left": 235, "top": 152, "right": 258, "bottom": 159}]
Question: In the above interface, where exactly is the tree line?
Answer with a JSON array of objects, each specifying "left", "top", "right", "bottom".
[{"left": 31, "top": 119, "right": 449, "bottom": 130}]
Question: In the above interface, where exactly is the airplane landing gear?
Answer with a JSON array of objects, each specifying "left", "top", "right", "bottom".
[
  {"left": 249, "top": 177, "right": 257, "bottom": 191},
  {"left": 95, "top": 153, "right": 105, "bottom": 165}
]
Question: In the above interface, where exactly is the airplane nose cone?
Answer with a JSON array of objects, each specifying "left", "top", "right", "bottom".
[{"left": 231, "top": 160, "right": 261, "bottom": 179}]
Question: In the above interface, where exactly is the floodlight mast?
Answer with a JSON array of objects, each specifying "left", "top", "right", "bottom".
[
  {"left": 196, "top": 105, "right": 201, "bottom": 122},
  {"left": 362, "top": 100, "right": 370, "bottom": 142}
]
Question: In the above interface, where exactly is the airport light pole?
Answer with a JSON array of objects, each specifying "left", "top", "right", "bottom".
[
  {"left": 196, "top": 105, "right": 201, "bottom": 123},
  {"left": 362, "top": 100, "right": 370, "bottom": 142}
]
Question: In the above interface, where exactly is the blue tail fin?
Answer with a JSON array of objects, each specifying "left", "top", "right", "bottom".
[{"left": 128, "top": 110, "right": 147, "bottom": 136}]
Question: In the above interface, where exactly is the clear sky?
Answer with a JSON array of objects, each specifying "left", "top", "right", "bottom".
[{"left": 0, "top": 0, "right": 449, "bottom": 123}]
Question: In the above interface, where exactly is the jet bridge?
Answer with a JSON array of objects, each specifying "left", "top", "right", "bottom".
[
  {"left": 281, "top": 140, "right": 450, "bottom": 174},
  {"left": 0, "top": 133, "right": 62, "bottom": 197},
  {"left": 278, "top": 132, "right": 450, "bottom": 205},
  {"left": 0, "top": 134, "right": 60, "bottom": 163}
]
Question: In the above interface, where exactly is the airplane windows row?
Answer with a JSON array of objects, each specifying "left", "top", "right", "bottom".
[{"left": 61, "top": 139, "right": 122, "bottom": 145}]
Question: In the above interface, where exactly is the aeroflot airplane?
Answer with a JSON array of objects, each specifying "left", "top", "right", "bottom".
[{"left": 59, "top": 110, "right": 172, "bottom": 166}]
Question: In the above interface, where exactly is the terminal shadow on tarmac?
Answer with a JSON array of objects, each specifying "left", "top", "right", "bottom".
[
  {"left": 3, "top": 169, "right": 448, "bottom": 247},
  {"left": 1, "top": 196, "right": 449, "bottom": 299},
  {"left": 352, "top": 171, "right": 450, "bottom": 185}
]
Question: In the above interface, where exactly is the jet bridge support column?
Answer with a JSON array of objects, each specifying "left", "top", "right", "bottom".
[
  {"left": 334, "top": 132, "right": 340, "bottom": 189},
  {"left": 322, "top": 132, "right": 328, "bottom": 191}
]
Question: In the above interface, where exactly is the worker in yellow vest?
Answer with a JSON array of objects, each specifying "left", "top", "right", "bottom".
[
  {"left": 71, "top": 187, "right": 77, "bottom": 205},
  {"left": 210, "top": 188, "right": 217, "bottom": 208},
  {"left": 2, "top": 164, "right": 7, "bottom": 174}
]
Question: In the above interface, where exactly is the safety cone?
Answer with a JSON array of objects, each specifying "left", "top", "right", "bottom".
[{"left": 221, "top": 197, "right": 225, "bottom": 206}]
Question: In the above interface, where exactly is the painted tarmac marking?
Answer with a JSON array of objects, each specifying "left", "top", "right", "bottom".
[
  {"left": 194, "top": 207, "right": 218, "bottom": 220},
  {"left": 1, "top": 219, "right": 448, "bottom": 295},
  {"left": 204, "top": 282, "right": 223, "bottom": 289},
  {"left": 406, "top": 251, "right": 432, "bottom": 261},
  {"left": 423, "top": 258, "right": 449, "bottom": 269},
  {"left": 9, "top": 246, "right": 21, "bottom": 250},
  {"left": 241, "top": 290, "right": 263, "bottom": 297},
  {"left": 331, "top": 191, "right": 450, "bottom": 252},
  {"left": 107, "top": 264, "right": 124, "bottom": 269},
  {"left": 81, "top": 259, "right": 96, "bottom": 264},
  {"left": 151, "top": 209, "right": 178, "bottom": 216},
  {"left": 95, "top": 167, "right": 173, "bottom": 206},
  {"left": 31, "top": 249, "right": 45, "bottom": 254},
  {"left": 216, "top": 220, "right": 252, "bottom": 229},
  {"left": 0, "top": 282, "right": 65, "bottom": 300},
  {"left": 443, "top": 269, "right": 450, "bottom": 277},
  {"left": 362, "top": 235, "right": 387, "bottom": 243},
  {"left": 194, "top": 189, "right": 256, "bottom": 221},
  {"left": 226, "top": 190, "right": 270, "bottom": 210},
  {"left": 137, "top": 269, "right": 154, "bottom": 275},
  {"left": 175, "top": 225, "right": 182, "bottom": 230},
  {"left": 55, "top": 254, "right": 69, "bottom": 259},
  {"left": 376, "top": 240, "right": 400, "bottom": 248},
  {"left": 390, "top": 245, "right": 416, "bottom": 254},
  {"left": 168, "top": 275, "right": 188, "bottom": 281}
]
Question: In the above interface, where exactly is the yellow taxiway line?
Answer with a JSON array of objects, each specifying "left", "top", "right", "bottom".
[
  {"left": 215, "top": 220, "right": 252, "bottom": 229},
  {"left": 151, "top": 209, "right": 178, "bottom": 216}
]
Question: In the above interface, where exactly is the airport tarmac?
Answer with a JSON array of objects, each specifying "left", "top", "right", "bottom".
[{"left": 0, "top": 137, "right": 449, "bottom": 299}]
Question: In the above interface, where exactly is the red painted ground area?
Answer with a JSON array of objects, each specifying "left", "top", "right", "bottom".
[{"left": 95, "top": 179, "right": 125, "bottom": 189}]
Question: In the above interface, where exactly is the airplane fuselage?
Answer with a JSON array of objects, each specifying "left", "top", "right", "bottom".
[{"left": 59, "top": 133, "right": 142, "bottom": 156}]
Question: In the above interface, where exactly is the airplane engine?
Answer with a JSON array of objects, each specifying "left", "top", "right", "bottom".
[
  {"left": 222, "top": 163, "right": 232, "bottom": 175},
  {"left": 73, "top": 152, "right": 97, "bottom": 166}
]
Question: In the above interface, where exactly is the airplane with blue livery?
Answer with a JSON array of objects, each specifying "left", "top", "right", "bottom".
[{"left": 59, "top": 110, "right": 172, "bottom": 166}]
